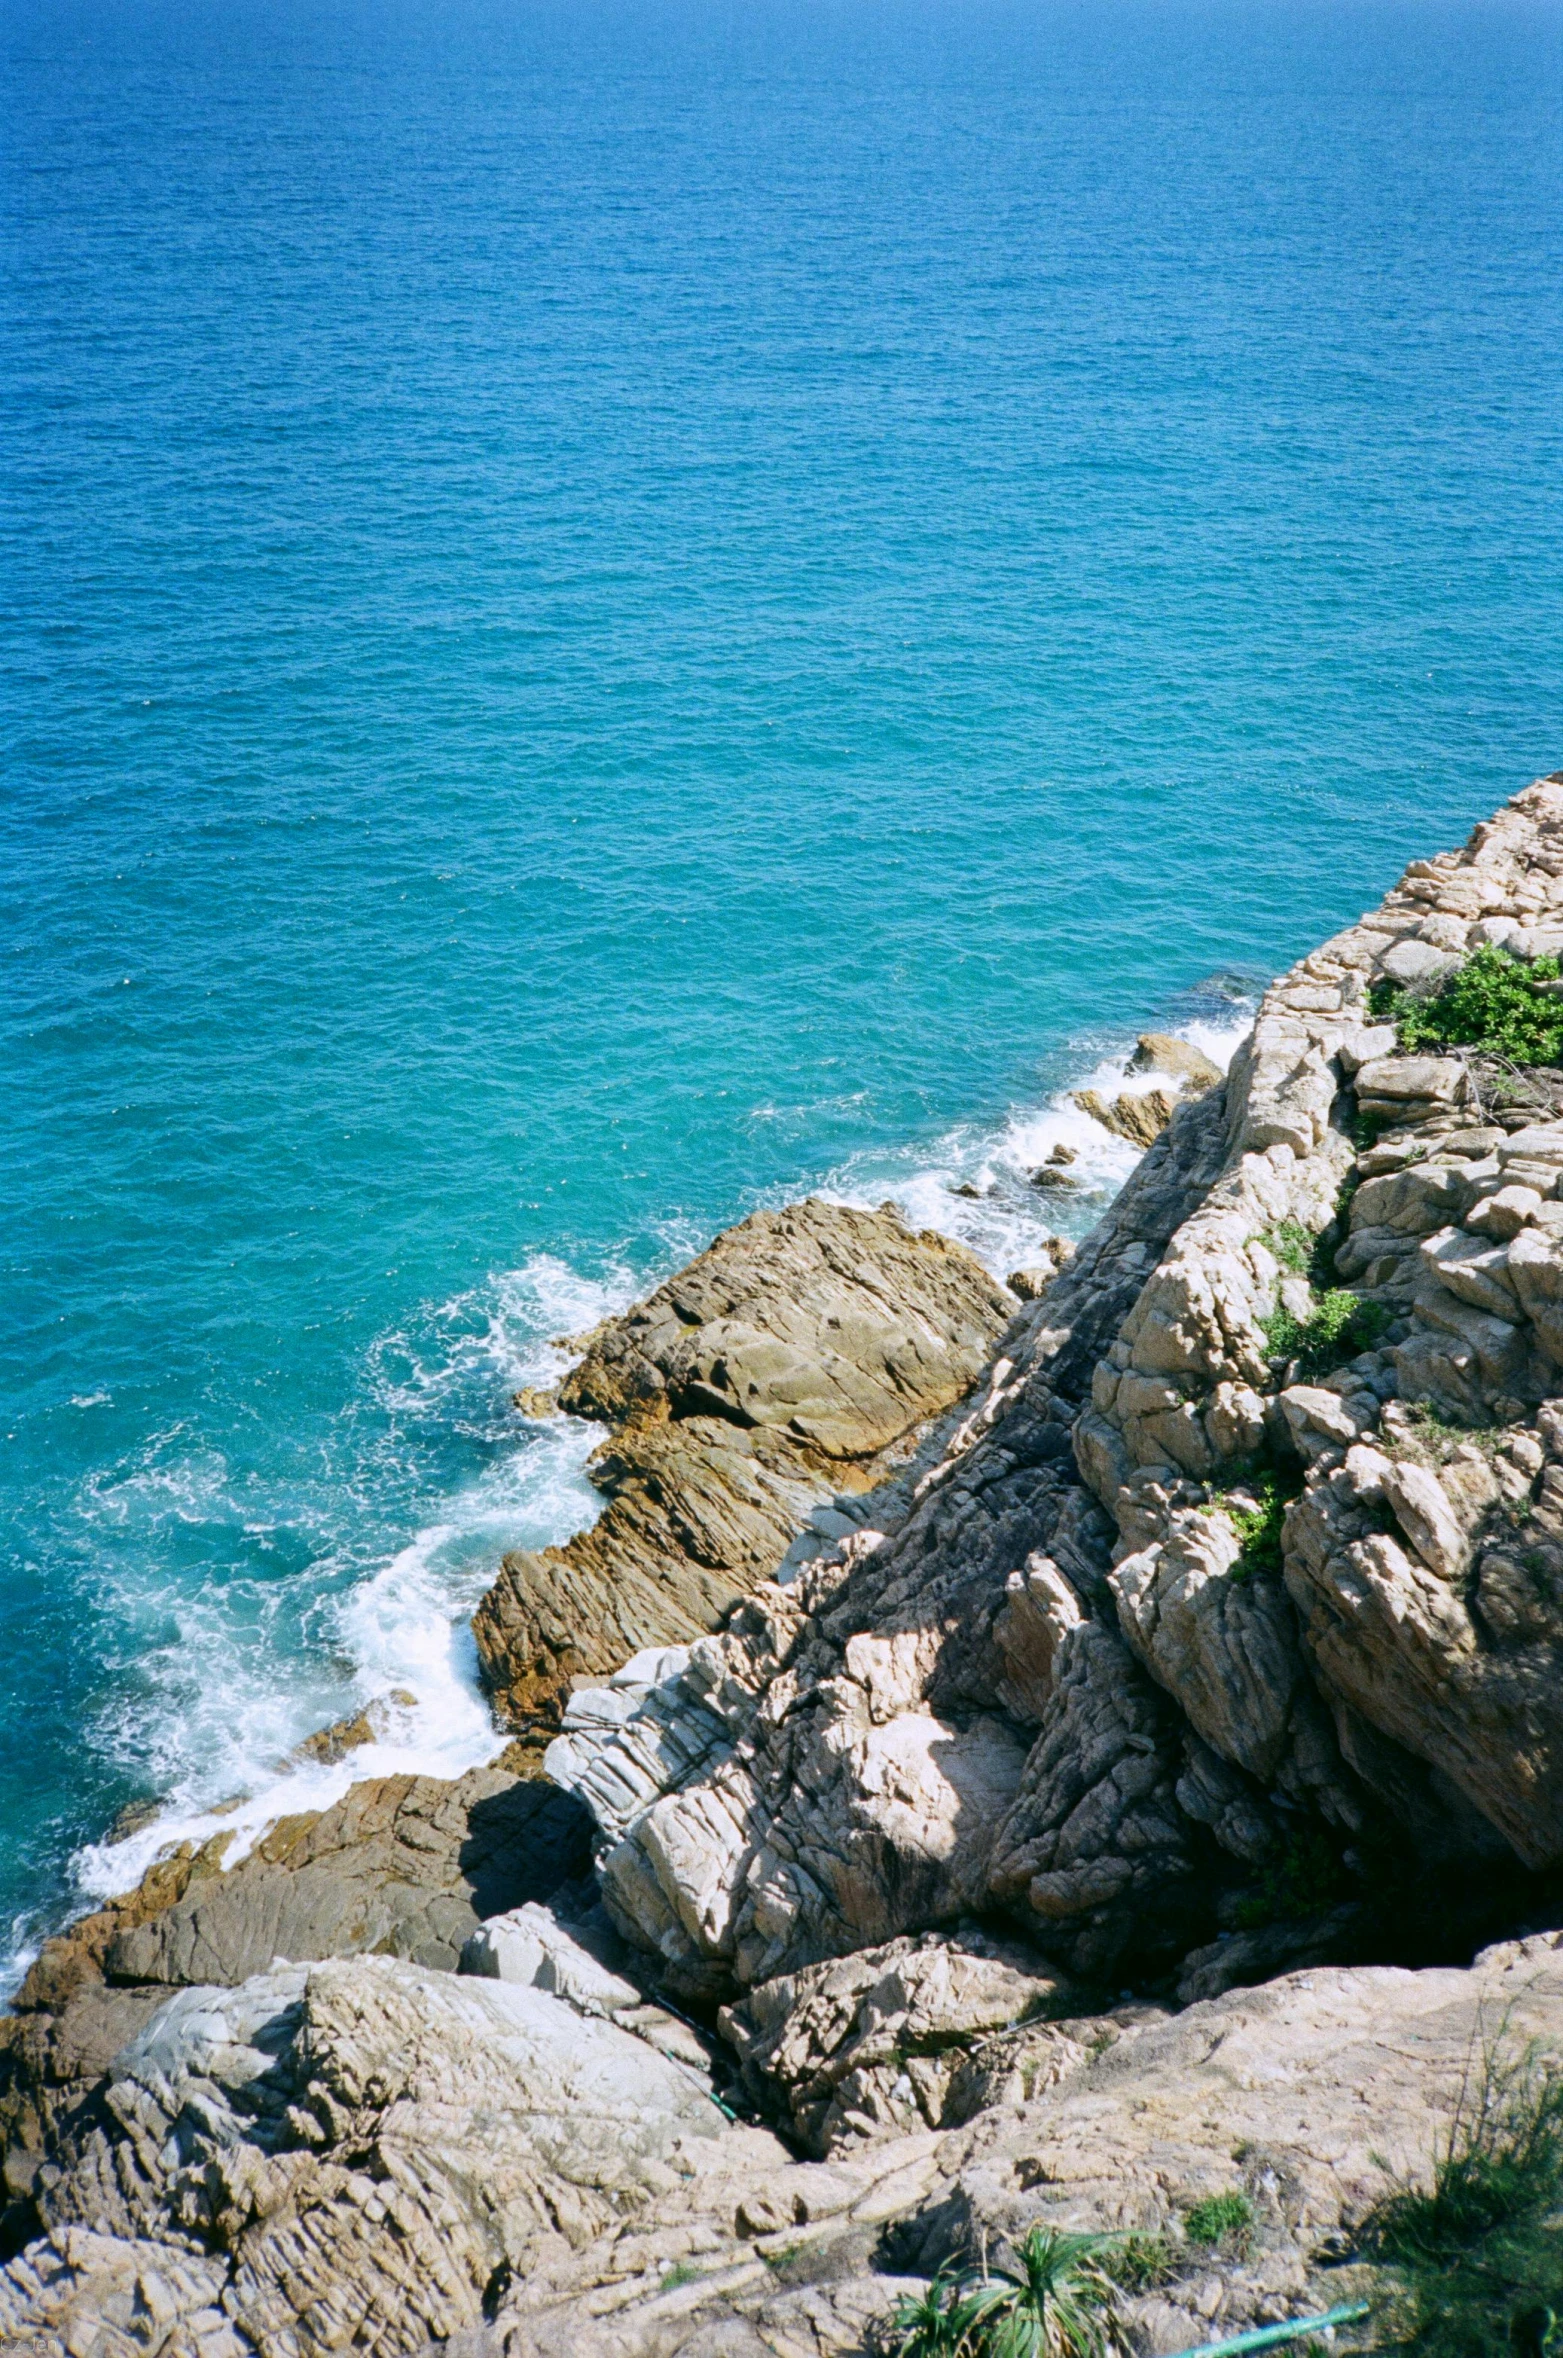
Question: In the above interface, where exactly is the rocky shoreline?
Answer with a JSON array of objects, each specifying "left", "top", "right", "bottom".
[{"left": 8, "top": 776, "right": 1563, "bottom": 2355}]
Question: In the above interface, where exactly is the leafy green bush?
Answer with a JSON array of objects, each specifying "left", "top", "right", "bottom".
[
  {"left": 1183, "top": 2190, "right": 1255, "bottom": 2249},
  {"left": 1220, "top": 1470, "right": 1292, "bottom": 1579},
  {"left": 890, "top": 2228, "right": 1121, "bottom": 2358},
  {"left": 1361, "top": 2038, "right": 1563, "bottom": 2355},
  {"left": 1370, "top": 947, "right": 1563, "bottom": 1066},
  {"left": 1261, "top": 1289, "right": 1389, "bottom": 1378}
]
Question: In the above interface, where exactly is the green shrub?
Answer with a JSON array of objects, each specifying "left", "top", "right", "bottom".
[
  {"left": 1261, "top": 1289, "right": 1390, "bottom": 1378},
  {"left": 1220, "top": 1470, "right": 1292, "bottom": 1579},
  {"left": 890, "top": 2228, "right": 1121, "bottom": 2358},
  {"left": 1264, "top": 1217, "right": 1314, "bottom": 1275},
  {"left": 1183, "top": 2190, "right": 1255, "bottom": 2249},
  {"left": 1361, "top": 2037, "right": 1563, "bottom": 2355},
  {"left": 1370, "top": 947, "right": 1563, "bottom": 1067}
]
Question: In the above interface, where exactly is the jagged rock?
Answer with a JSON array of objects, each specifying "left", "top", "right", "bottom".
[
  {"left": 14, "top": 1934, "right": 1557, "bottom": 2358},
  {"left": 550, "top": 778, "right": 1563, "bottom": 2007},
  {"left": 563, "top": 1092, "right": 1236, "bottom": 1993},
  {"left": 473, "top": 1201, "right": 1012, "bottom": 1736},
  {"left": 0, "top": 1764, "right": 591, "bottom": 2235},
  {"left": 720, "top": 1931, "right": 1074, "bottom": 2154},
  {"left": 1130, "top": 1033, "right": 1224, "bottom": 1090},
  {"left": 1074, "top": 1084, "right": 1181, "bottom": 1148},
  {"left": 10, "top": 1955, "right": 788, "bottom": 2356}
]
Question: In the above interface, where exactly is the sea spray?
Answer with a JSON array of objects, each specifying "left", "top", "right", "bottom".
[{"left": 25, "top": 1002, "right": 1254, "bottom": 1993}]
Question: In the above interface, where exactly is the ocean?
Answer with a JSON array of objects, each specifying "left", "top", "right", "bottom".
[{"left": 2, "top": 0, "right": 1560, "bottom": 1985}]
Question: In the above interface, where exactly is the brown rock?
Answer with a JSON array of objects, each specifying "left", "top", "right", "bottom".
[
  {"left": 473, "top": 1200, "right": 1011, "bottom": 1735},
  {"left": 1073, "top": 1085, "right": 1181, "bottom": 1148},
  {"left": 1129, "top": 1032, "right": 1223, "bottom": 1090}
]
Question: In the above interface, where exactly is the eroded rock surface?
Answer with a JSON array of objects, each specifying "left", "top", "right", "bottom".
[
  {"left": 549, "top": 777, "right": 1563, "bottom": 2006},
  {"left": 474, "top": 1201, "right": 1013, "bottom": 1737},
  {"left": 0, "top": 1765, "right": 591, "bottom": 2242},
  {"left": 9, "top": 1932, "right": 1559, "bottom": 2358}
]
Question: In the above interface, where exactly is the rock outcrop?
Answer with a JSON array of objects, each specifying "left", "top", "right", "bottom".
[
  {"left": 10, "top": 778, "right": 1563, "bottom": 2356},
  {"left": 547, "top": 776, "right": 1563, "bottom": 2008},
  {"left": 0, "top": 1765, "right": 591, "bottom": 2245},
  {"left": 7, "top": 1928, "right": 1560, "bottom": 2356},
  {"left": 474, "top": 1201, "right": 1012, "bottom": 1736}
]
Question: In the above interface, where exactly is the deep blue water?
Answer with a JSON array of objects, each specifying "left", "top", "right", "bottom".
[{"left": 2, "top": 0, "right": 1561, "bottom": 1980}]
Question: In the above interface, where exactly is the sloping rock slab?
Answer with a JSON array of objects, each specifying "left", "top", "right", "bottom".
[
  {"left": 0, "top": 1764, "right": 590, "bottom": 2239},
  {"left": 474, "top": 1201, "right": 1012, "bottom": 1734}
]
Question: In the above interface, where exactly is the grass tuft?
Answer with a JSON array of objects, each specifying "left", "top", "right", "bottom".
[
  {"left": 1183, "top": 2190, "right": 1255, "bottom": 2250},
  {"left": 1360, "top": 2034, "right": 1563, "bottom": 2355}
]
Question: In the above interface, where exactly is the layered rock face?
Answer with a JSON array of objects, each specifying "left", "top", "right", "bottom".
[
  {"left": 9, "top": 779, "right": 1563, "bottom": 2355},
  {"left": 0, "top": 1766, "right": 592, "bottom": 2246},
  {"left": 551, "top": 776, "right": 1563, "bottom": 2006},
  {"left": 474, "top": 1201, "right": 1012, "bottom": 1735},
  {"left": 8, "top": 1924, "right": 1560, "bottom": 2356}
]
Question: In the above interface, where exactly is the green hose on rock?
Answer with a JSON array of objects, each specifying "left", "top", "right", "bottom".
[{"left": 1173, "top": 2305, "right": 1370, "bottom": 2357}]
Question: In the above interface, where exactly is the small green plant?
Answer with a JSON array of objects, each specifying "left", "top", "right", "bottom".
[
  {"left": 1211, "top": 1454, "right": 1305, "bottom": 1579},
  {"left": 1183, "top": 2189, "right": 1255, "bottom": 2249},
  {"left": 955, "top": 2228, "right": 1121, "bottom": 2358},
  {"left": 1359, "top": 2034, "right": 1563, "bottom": 2356},
  {"left": 1261, "top": 1289, "right": 1390, "bottom": 1379},
  {"left": 889, "top": 2266, "right": 970, "bottom": 2357},
  {"left": 1096, "top": 2231, "right": 1178, "bottom": 2292},
  {"left": 1264, "top": 1217, "right": 1314, "bottom": 1275},
  {"left": 891, "top": 2229, "right": 1122, "bottom": 2358},
  {"left": 1371, "top": 947, "right": 1563, "bottom": 1067},
  {"left": 658, "top": 2258, "right": 702, "bottom": 2291},
  {"left": 1221, "top": 1470, "right": 1291, "bottom": 1579},
  {"left": 1231, "top": 1823, "right": 1350, "bottom": 1929}
]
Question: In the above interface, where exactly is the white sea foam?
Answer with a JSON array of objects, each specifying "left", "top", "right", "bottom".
[
  {"left": 50, "top": 1004, "right": 1257, "bottom": 1967},
  {"left": 63, "top": 1255, "right": 632, "bottom": 1933},
  {"left": 820, "top": 1005, "right": 1256, "bottom": 1282}
]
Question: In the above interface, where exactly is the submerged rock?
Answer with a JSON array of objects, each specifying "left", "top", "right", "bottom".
[{"left": 1074, "top": 1083, "right": 1181, "bottom": 1148}]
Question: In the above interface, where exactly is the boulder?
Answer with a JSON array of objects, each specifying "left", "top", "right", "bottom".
[
  {"left": 1073, "top": 1084, "right": 1181, "bottom": 1148},
  {"left": 473, "top": 1201, "right": 1012, "bottom": 1736},
  {"left": 720, "top": 1931, "right": 1074, "bottom": 2153},
  {"left": 1130, "top": 1032, "right": 1224, "bottom": 1090},
  {"left": 0, "top": 1763, "right": 591, "bottom": 2233}
]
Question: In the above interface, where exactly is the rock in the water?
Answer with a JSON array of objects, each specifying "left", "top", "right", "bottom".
[
  {"left": 1130, "top": 1032, "right": 1224, "bottom": 1090},
  {"left": 1073, "top": 1084, "right": 1181, "bottom": 1148},
  {"left": 473, "top": 1200, "right": 1012, "bottom": 1736}
]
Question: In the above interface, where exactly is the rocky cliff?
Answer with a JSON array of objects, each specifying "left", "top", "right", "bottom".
[{"left": 6, "top": 777, "right": 1563, "bottom": 2357}]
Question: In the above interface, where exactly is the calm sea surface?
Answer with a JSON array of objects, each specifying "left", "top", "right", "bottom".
[{"left": 2, "top": 0, "right": 1560, "bottom": 1979}]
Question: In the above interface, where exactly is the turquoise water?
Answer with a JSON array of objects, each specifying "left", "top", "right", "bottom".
[{"left": 3, "top": 0, "right": 1561, "bottom": 1981}]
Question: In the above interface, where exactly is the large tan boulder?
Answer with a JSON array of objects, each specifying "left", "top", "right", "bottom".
[{"left": 473, "top": 1200, "right": 1012, "bottom": 1735}]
